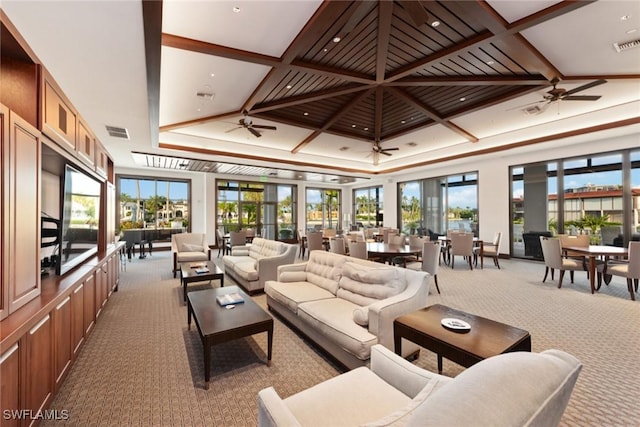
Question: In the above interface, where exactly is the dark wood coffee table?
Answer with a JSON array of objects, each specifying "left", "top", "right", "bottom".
[
  {"left": 394, "top": 304, "right": 531, "bottom": 373},
  {"left": 187, "top": 286, "right": 273, "bottom": 389},
  {"left": 180, "top": 261, "right": 224, "bottom": 302}
]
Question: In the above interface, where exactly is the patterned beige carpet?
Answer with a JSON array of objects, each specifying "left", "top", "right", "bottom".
[{"left": 43, "top": 251, "right": 639, "bottom": 426}]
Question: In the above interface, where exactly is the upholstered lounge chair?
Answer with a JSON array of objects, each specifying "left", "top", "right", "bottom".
[{"left": 171, "top": 233, "right": 211, "bottom": 278}]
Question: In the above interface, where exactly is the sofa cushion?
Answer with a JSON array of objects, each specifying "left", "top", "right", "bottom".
[
  {"left": 180, "top": 243, "right": 204, "bottom": 252},
  {"left": 265, "top": 281, "right": 335, "bottom": 314},
  {"left": 405, "top": 350, "right": 582, "bottom": 427},
  {"left": 176, "top": 251, "right": 209, "bottom": 263},
  {"left": 229, "top": 259, "right": 260, "bottom": 282},
  {"left": 337, "top": 262, "right": 406, "bottom": 306},
  {"left": 298, "top": 298, "right": 377, "bottom": 360},
  {"left": 305, "top": 252, "right": 348, "bottom": 295},
  {"left": 285, "top": 366, "right": 411, "bottom": 427}
]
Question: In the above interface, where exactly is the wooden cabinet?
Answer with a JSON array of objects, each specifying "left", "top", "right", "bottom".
[
  {"left": 95, "top": 264, "right": 108, "bottom": 319},
  {"left": 41, "top": 70, "right": 77, "bottom": 154},
  {"left": 83, "top": 272, "right": 96, "bottom": 334},
  {"left": 53, "top": 296, "right": 72, "bottom": 390},
  {"left": 0, "top": 342, "right": 21, "bottom": 427},
  {"left": 71, "top": 283, "right": 85, "bottom": 358},
  {"left": 4, "top": 108, "right": 41, "bottom": 315},
  {"left": 1, "top": 105, "right": 7, "bottom": 321},
  {"left": 77, "top": 117, "right": 95, "bottom": 167},
  {"left": 26, "top": 314, "right": 54, "bottom": 419},
  {"left": 95, "top": 140, "right": 109, "bottom": 178}
]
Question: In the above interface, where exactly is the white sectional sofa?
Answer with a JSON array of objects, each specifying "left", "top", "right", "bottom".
[
  {"left": 223, "top": 237, "right": 297, "bottom": 294},
  {"left": 258, "top": 344, "right": 582, "bottom": 427},
  {"left": 264, "top": 251, "right": 429, "bottom": 369}
]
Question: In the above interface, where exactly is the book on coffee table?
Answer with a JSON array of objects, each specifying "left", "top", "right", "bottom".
[
  {"left": 216, "top": 293, "right": 244, "bottom": 307},
  {"left": 194, "top": 267, "right": 210, "bottom": 274}
]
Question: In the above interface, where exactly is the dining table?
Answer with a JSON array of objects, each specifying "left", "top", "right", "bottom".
[
  {"left": 563, "top": 245, "right": 628, "bottom": 294},
  {"left": 366, "top": 242, "right": 422, "bottom": 265}
]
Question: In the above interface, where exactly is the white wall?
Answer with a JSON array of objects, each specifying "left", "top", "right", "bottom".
[{"left": 116, "top": 127, "right": 639, "bottom": 254}]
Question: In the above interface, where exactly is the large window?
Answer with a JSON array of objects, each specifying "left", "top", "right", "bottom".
[
  {"left": 117, "top": 175, "right": 190, "bottom": 240},
  {"left": 353, "top": 186, "right": 383, "bottom": 228},
  {"left": 305, "top": 188, "right": 341, "bottom": 232},
  {"left": 510, "top": 149, "right": 639, "bottom": 258},
  {"left": 216, "top": 180, "right": 297, "bottom": 240},
  {"left": 398, "top": 173, "right": 478, "bottom": 236}
]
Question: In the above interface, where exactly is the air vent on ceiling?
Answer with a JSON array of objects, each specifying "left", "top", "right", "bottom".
[
  {"left": 613, "top": 39, "right": 640, "bottom": 52},
  {"left": 523, "top": 105, "right": 542, "bottom": 115},
  {"left": 105, "top": 125, "right": 130, "bottom": 139},
  {"left": 196, "top": 92, "right": 215, "bottom": 101}
]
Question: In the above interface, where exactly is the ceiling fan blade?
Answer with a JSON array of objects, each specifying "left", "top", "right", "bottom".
[
  {"left": 248, "top": 127, "right": 262, "bottom": 138},
  {"left": 382, "top": 147, "right": 399, "bottom": 152},
  {"left": 562, "top": 95, "right": 602, "bottom": 101},
  {"left": 225, "top": 127, "right": 241, "bottom": 133},
  {"left": 252, "top": 125, "right": 277, "bottom": 130},
  {"left": 563, "top": 79, "right": 607, "bottom": 97},
  {"left": 380, "top": 151, "right": 393, "bottom": 156}
]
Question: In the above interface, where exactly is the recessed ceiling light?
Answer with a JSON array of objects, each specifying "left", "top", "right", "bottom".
[
  {"left": 210, "top": 73, "right": 215, "bottom": 77},
  {"left": 407, "top": 142, "right": 417, "bottom": 147},
  {"left": 286, "top": 85, "right": 292, "bottom": 89},
  {"left": 431, "top": 21, "right": 440, "bottom": 27},
  {"left": 323, "top": 48, "right": 328, "bottom": 52},
  {"left": 303, "top": 112, "right": 309, "bottom": 116},
  {"left": 459, "top": 97, "right": 466, "bottom": 102},
  {"left": 486, "top": 60, "right": 494, "bottom": 65},
  {"left": 364, "top": 127, "right": 369, "bottom": 131},
  {"left": 233, "top": 6, "right": 240, "bottom": 13},
  {"left": 621, "top": 15, "right": 631, "bottom": 21},
  {"left": 401, "top": 120, "right": 406, "bottom": 124},
  {"left": 351, "top": 124, "right": 356, "bottom": 128},
  {"left": 333, "top": 36, "right": 341, "bottom": 43}
]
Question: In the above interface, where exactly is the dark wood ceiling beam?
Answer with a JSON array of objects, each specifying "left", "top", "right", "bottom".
[
  {"left": 160, "top": 110, "right": 242, "bottom": 133},
  {"left": 386, "top": 87, "right": 478, "bottom": 142},
  {"left": 288, "top": 60, "right": 375, "bottom": 84},
  {"left": 385, "top": 76, "right": 549, "bottom": 86},
  {"left": 250, "top": 84, "right": 371, "bottom": 114},
  {"left": 374, "top": 86, "right": 384, "bottom": 142},
  {"left": 375, "top": 1, "right": 393, "bottom": 83},
  {"left": 291, "top": 88, "right": 374, "bottom": 153},
  {"left": 399, "top": 1, "right": 431, "bottom": 28},
  {"left": 162, "top": 33, "right": 281, "bottom": 67}
]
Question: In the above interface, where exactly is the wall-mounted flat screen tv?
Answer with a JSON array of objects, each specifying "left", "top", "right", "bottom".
[{"left": 58, "top": 164, "right": 101, "bottom": 275}]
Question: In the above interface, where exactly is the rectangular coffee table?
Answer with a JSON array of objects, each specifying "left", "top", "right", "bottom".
[
  {"left": 394, "top": 304, "right": 531, "bottom": 373},
  {"left": 180, "top": 260, "right": 224, "bottom": 302},
  {"left": 187, "top": 286, "right": 273, "bottom": 389}
]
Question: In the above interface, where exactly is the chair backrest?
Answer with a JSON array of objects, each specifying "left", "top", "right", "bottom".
[
  {"left": 450, "top": 232, "right": 474, "bottom": 256},
  {"left": 409, "top": 234, "right": 428, "bottom": 248},
  {"left": 389, "top": 234, "right": 406, "bottom": 245},
  {"left": 329, "top": 237, "right": 346, "bottom": 254},
  {"left": 348, "top": 241, "right": 368, "bottom": 259},
  {"left": 323, "top": 228, "right": 336, "bottom": 238},
  {"left": 229, "top": 230, "right": 247, "bottom": 246},
  {"left": 628, "top": 241, "right": 640, "bottom": 277},
  {"left": 347, "top": 231, "right": 365, "bottom": 242},
  {"left": 215, "top": 228, "right": 224, "bottom": 245},
  {"left": 244, "top": 228, "right": 256, "bottom": 238},
  {"left": 559, "top": 233, "right": 589, "bottom": 249},
  {"left": 172, "top": 232, "right": 206, "bottom": 252},
  {"left": 307, "top": 231, "right": 324, "bottom": 252},
  {"left": 383, "top": 228, "right": 398, "bottom": 244},
  {"left": 540, "top": 236, "right": 563, "bottom": 269},
  {"left": 422, "top": 241, "right": 441, "bottom": 276},
  {"left": 492, "top": 231, "right": 502, "bottom": 247}
]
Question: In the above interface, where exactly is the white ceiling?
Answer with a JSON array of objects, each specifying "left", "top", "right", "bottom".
[{"left": 3, "top": 0, "right": 640, "bottom": 181}]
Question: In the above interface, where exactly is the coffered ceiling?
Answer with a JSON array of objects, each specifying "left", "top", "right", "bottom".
[{"left": 3, "top": 1, "right": 640, "bottom": 181}]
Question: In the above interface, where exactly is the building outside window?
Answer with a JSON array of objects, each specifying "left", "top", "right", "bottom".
[
  {"left": 305, "top": 188, "right": 341, "bottom": 232},
  {"left": 216, "top": 180, "right": 296, "bottom": 240},
  {"left": 510, "top": 150, "right": 640, "bottom": 259},
  {"left": 117, "top": 176, "right": 190, "bottom": 242},
  {"left": 398, "top": 173, "right": 478, "bottom": 236},
  {"left": 353, "top": 186, "right": 383, "bottom": 228}
]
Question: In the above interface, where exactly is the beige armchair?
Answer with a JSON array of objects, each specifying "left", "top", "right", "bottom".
[{"left": 171, "top": 233, "right": 211, "bottom": 277}]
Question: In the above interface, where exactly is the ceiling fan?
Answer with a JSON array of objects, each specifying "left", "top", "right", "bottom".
[
  {"left": 369, "top": 141, "right": 399, "bottom": 165},
  {"left": 225, "top": 113, "right": 276, "bottom": 138},
  {"left": 515, "top": 78, "right": 607, "bottom": 114}
]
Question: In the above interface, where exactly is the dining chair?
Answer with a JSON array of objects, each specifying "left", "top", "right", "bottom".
[
  {"left": 539, "top": 236, "right": 586, "bottom": 288},
  {"left": 477, "top": 231, "right": 501, "bottom": 269},
  {"left": 348, "top": 241, "right": 368, "bottom": 260},
  {"left": 306, "top": 231, "right": 325, "bottom": 256},
  {"left": 603, "top": 241, "right": 640, "bottom": 300},
  {"left": 329, "top": 237, "right": 346, "bottom": 255},
  {"left": 215, "top": 228, "right": 224, "bottom": 257},
  {"left": 421, "top": 241, "right": 441, "bottom": 294},
  {"left": 226, "top": 230, "right": 247, "bottom": 255},
  {"left": 296, "top": 229, "right": 306, "bottom": 258},
  {"left": 409, "top": 235, "right": 428, "bottom": 261},
  {"left": 383, "top": 228, "right": 398, "bottom": 244},
  {"left": 449, "top": 232, "right": 475, "bottom": 270}
]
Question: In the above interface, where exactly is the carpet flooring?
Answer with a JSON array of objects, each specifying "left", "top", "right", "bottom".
[{"left": 43, "top": 251, "right": 639, "bottom": 426}]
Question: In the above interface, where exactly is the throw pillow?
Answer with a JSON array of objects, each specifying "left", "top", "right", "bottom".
[
  {"left": 353, "top": 306, "right": 369, "bottom": 326},
  {"left": 338, "top": 262, "right": 406, "bottom": 305},
  {"left": 180, "top": 243, "right": 204, "bottom": 252}
]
